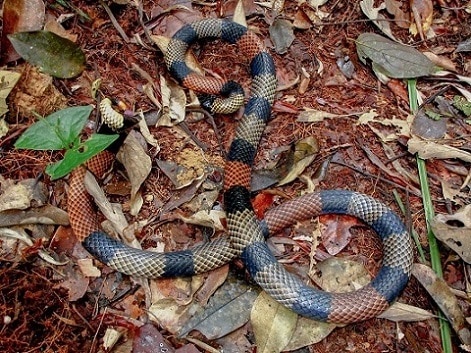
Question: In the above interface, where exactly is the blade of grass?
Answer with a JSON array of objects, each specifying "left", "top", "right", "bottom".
[{"left": 407, "top": 79, "right": 453, "bottom": 353}]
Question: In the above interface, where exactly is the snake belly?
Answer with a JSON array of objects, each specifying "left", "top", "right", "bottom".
[{"left": 67, "top": 18, "right": 413, "bottom": 324}]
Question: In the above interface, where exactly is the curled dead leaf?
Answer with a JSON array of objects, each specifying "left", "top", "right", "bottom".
[{"left": 412, "top": 263, "right": 471, "bottom": 344}]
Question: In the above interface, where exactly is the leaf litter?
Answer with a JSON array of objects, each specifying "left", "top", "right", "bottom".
[{"left": 1, "top": 0, "right": 471, "bottom": 352}]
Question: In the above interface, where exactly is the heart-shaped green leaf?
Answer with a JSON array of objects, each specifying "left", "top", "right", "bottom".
[
  {"left": 45, "top": 133, "right": 119, "bottom": 180},
  {"left": 15, "top": 105, "right": 93, "bottom": 150}
]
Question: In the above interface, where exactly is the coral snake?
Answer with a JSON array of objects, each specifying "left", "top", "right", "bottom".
[{"left": 67, "top": 19, "right": 413, "bottom": 324}]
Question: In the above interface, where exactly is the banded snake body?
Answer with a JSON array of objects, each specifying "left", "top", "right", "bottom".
[{"left": 68, "top": 19, "right": 413, "bottom": 324}]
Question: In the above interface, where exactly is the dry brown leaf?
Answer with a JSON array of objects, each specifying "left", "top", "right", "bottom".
[
  {"left": 277, "top": 136, "right": 319, "bottom": 186},
  {"left": 159, "top": 74, "right": 187, "bottom": 126},
  {"left": 412, "top": 263, "right": 471, "bottom": 344},
  {"left": 312, "top": 257, "right": 371, "bottom": 292},
  {"left": 117, "top": 131, "right": 152, "bottom": 216},
  {"left": 43, "top": 19, "right": 77, "bottom": 42},
  {"left": 410, "top": 0, "right": 433, "bottom": 40},
  {"left": 83, "top": 171, "right": 135, "bottom": 246},
  {"left": 1, "top": 0, "right": 45, "bottom": 64},
  {"left": 0, "top": 70, "right": 22, "bottom": 119},
  {"left": 251, "top": 292, "right": 297, "bottom": 353},
  {"left": 293, "top": 8, "right": 314, "bottom": 29},
  {"left": 233, "top": 0, "right": 247, "bottom": 27},
  {"left": 321, "top": 216, "right": 357, "bottom": 255},
  {"left": 431, "top": 205, "right": 471, "bottom": 263},
  {"left": 360, "top": 0, "right": 397, "bottom": 41},
  {"left": 283, "top": 316, "right": 335, "bottom": 351},
  {"left": 133, "top": 324, "right": 176, "bottom": 353},
  {"left": 408, "top": 137, "right": 471, "bottom": 163},
  {"left": 77, "top": 258, "right": 101, "bottom": 277},
  {"left": 177, "top": 210, "right": 226, "bottom": 232},
  {"left": 0, "top": 179, "right": 33, "bottom": 211},
  {"left": 384, "top": 0, "right": 410, "bottom": 28},
  {"left": 103, "top": 328, "right": 125, "bottom": 352},
  {"left": 54, "top": 262, "right": 89, "bottom": 301},
  {"left": 378, "top": 302, "right": 435, "bottom": 322},
  {"left": 423, "top": 51, "right": 456, "bottom": 72}
]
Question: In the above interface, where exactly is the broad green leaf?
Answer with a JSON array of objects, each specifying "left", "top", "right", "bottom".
[
  {"left": 15, "top": 106, "right": 93, "bottom": 150},
  {"left": 45, "top": 133, "right": 118, "bottom": 180},
  {"left": 8, "top": 31, "right": 85, "bottom": 78},
  {"left": 356, "top": 33, "right": 436, "bottom": 78}
]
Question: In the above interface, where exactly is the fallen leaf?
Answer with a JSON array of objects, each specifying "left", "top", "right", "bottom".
[
  {"left": 7, "top": 65, "right": 68, "bottom": 118},
  {"left": 269, "top": 19, "right": 295, "bottom": 55},
  {"left": 356, "top": 32, "right": 436, "bottom": 78},
  {"left": 43, "top": 18, "right": 77, "bottom": 42},
  {"left": 378, "top": 302, "right": 435, "bottom": 322},
  {"left": 251, "top": 291, "right": 297, "bottom": 353},
  {"left": 83, "top": 171, "right": 134, "bottom": 246},
  {"left": 178, "top": 276, "right": 259, "bottom": 339},
  {"left": 0, "top": 70, "right": 22, "bottom": 118},
  {"left": 360, "top": 0, "right": 397, "bottom": 41},
  {"left": 103, "top": 328, "right": 125, "bottom": 353},
  {"left": 312, "top": 257, "right": 371, "bottom": 292},
  {"left": 431, "top": 205, "right": 471, "bottom": 263},
  {"left": 8, "top": 31, "right": 85, "bottom": 78},
  {"left": 233, "top": 0, "right": 247, "bottom": 27},
  {"left": 177, "top": 210, "right": 226, "bottom": 232},
  {"left": 283, "top": 316, "right": 335, "bottom": 351},
  {"left": 321, "top": 215, "right": 358, "bottom": 255},
  {"left": 412, "top": 263, "right": 471, "bottom": 344},
  {"left": 356, "top": 109, "right": 413, "bottom": 141},
  {"left": 456, "top": 37, "right": 471, "bottom": 53},
  {"left": 194, "top": 265, "right": 229, "bottom": 305},
  {"left": 1, "top": 0, "right": 45, "bottom": 64},
  {"left": 297, "top": 108, "right": 349, "bottom": 122},
  {"left": 0, "top": 205, "right": 69, "bottom": 227},
  {"left": 278, "top": 136, "right": 319, "bottom": 186},
  {"left": 159, "top": 75, "right": 187, "bottom": 126},
  {"left": 423, "top": 51, "right": 457, "bottom": 72},
  {"left": 54, "top": 262, "right": 89, "bottom": 301},
  {"left": 157, "top": 159, "right": 204, "bottom": 189},
  {"left": 384, "top": 0, "right": 410, "bottom": 29},
  {"left": 77, "top": 258, "right": 101, "bottom": 277},
  {"left": 133, "top": 324, "right": 176, "bottom": 353},
  {"left": 0, "top": 180, "right": 33, "bottom": 211},
  {"left": 293, "top": 8, "right": 314, "bottom": 29},
  {"left": 117, "top": 131, "right": 152, "bottom": 216},
  {"left": 408, "top": 136, "right": 471, "bottom": 163},
  {"left": 411, "top": 109, "right": 447, "bottom": 139},
  {"left": 410, "top": 0, "right": 433, "bottom": 40}
]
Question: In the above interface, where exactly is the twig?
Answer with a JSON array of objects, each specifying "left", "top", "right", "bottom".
[{"left": 99, "top": 0, "right": 130, "bottom": 43}]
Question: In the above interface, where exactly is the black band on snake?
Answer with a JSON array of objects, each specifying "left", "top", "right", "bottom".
[{"left": 67, "top": 18, "right": 413, "bottom": 324}]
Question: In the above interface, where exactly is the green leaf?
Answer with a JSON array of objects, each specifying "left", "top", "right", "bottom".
[
  {"left": 8, "top": 31, "right": 85, "bottom": 78},
  {"left": 453, "top": 96, "right": 471, "bottom": 117},
  {"left": 45, "top": 133, "right": 119, "bottom": 180},
  {"left": 15, "top": 106, "right": 93, "bottom": 150},
  {"left": 356, "top": 33, "right": 437, "bottom": 79}
]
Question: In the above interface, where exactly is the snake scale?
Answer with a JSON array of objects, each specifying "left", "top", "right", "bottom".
[{"left": 67, "top": 19, "right": 413, "bottom": 324}]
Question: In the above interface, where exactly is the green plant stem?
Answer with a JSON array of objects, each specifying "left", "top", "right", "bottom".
[{"left": 407, "top": 79, "right": 453, "bottom": 353}]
